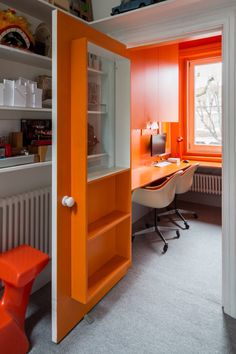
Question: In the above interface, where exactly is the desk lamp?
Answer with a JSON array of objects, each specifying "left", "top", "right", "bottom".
[{"left": 176, "top": 136, "right": 183, "bottom": 158}]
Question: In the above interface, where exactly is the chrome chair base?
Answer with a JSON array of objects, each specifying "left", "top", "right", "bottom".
[{"left": 132, "top": 209, "right": 180, "bottom": 254}]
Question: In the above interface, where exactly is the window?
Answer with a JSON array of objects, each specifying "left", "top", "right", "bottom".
[{"left": 187, "top": 57, "right": 222, "bottom": 154}]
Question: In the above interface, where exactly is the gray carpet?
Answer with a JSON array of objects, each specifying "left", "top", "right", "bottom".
[{"left": 27, "top": 202, "right": 236, "bottom": 354}]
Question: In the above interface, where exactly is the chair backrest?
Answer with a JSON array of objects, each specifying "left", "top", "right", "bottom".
[
  {"left": 176, "top": 164, "right": 199, "bottom": 195},
  {"left": 132, "top": 171, "right": 182, "bottom": 209}
]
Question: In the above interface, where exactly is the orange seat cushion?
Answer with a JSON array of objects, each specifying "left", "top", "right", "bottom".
[
  {"left": 0, "top": 245, "right": 49, "bottom": 287},
  {"left": 0, "top": 308, "right": 28, "bottom": 354}
]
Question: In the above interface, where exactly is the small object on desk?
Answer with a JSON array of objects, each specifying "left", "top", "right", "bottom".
[
  {"left": 167, "top": 157, "right": 181, "bottom": 165},
  {"left": 153, "top": 161, "right": 171, "bottom": 168},
  {"left": 183, "top": 160, "right": 190, "bottom": 163}
]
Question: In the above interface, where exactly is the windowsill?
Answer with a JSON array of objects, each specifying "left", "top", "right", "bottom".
[{"left": 183, "top": 155, "right": 222, "bottom": 168}]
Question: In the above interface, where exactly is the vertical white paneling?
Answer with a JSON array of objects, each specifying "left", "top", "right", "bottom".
[{"left": 222, "top": 11, "right": 236, "bottom": 318}]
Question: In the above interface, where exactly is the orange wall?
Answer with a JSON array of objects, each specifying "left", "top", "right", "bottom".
[
  {"left": 129, "top": 43, "right": 178, "bottom": 168},
  {"left": 130, "top": 47, "right": 159, "bottom": 130}
]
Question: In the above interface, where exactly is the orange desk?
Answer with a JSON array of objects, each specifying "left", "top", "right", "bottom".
[
  {"left": 132, "top": 161, "right": 195, "bottom": 191},
  {"left": 189, "top": 160, "right": 222, "bottom": 168}
]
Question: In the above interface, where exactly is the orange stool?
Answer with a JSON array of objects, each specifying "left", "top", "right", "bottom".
[{"left": 0, "top": 245, "right": 49, "bottom": 354}]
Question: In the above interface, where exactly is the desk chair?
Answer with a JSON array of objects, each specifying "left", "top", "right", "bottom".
[
  {"left": 158, "top": 164, "right": 199, "bottom": 229},
  {"left": 132, "top": 172, "right": 182, "bottom": 253}
]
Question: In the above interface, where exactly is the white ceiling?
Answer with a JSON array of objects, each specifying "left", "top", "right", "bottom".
[{"left": 90, "top": 0, "right": 236, "bottom": 47}]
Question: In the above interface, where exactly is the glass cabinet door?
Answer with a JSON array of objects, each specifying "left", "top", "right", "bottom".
[{"left": 87, "top": 43, "right": 130, "bottom": 181}]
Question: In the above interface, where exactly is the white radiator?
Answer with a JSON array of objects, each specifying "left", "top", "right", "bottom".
[
  {"left": 0, "top": 187, "right": 51, "bottom": 255},
  {"left": 191, "top": 173, "right": 222, "bottom": 195}
]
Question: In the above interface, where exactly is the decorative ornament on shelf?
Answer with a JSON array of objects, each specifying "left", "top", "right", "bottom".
[
  {"left": 34, "top": 23, "right": 51, "bottom": 57},
  {"left": 141, "top": 121, "right": 159, "bottom": 135},
  {"left": 70, "top": 0, "right": 93, "bottom": 22},
  {"left": 88, "top": 123, "right": 99, "bottom": 155},
  {"left": 176, "top": 136, "right": 183, "bottom": 158},
  {"left": 0, "top": 9, "right": 34, "bottom": 51}
]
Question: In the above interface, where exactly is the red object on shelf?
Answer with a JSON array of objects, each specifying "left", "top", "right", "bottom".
[
  {"left": 0, "top": 245, "right": 49, "bottom": 354},
  {"left": 4, "top": 144, "right": 12, "bottom": 157},
  {"left": 31, "top": 139, "right": 52, "bottom": 146}
]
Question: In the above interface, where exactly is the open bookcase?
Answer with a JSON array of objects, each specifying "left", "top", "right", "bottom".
[
  {"left": 87, "top": 171, "right": 131, "bottom": 301},
  {"left": 71, "top": 38, "right": 131, "bottom": 304}
]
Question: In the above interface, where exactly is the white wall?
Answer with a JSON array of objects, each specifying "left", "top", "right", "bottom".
[
  {"left": 92, "top": 0, "right": 119, "bottom": 20},
  {"left": 132, "top": 203, "right": 150, "bottom": 223}
]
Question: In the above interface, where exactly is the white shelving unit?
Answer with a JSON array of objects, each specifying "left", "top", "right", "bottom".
[
  {"left": 3, "top": 0, "right": 89, "bottom": 24},
  {"left": 0, "top": 161, "right": 52, "bottom": 175},
  {"left": 0, "top": 6, "right": 52, "bottom": 302},
  {"left": 0, "top": 106, "right": 51, "bottom": 112},
  {"left": 0, "top": 160, "right": 51, "bottom": 174},
  {"left": 0, "top": 44, "right": 52, "bottom": 69},
  {"left": 0, "top": 1, "right": 53, "bottom": 174},
  {"left": 3, "top": 0, "right": 56, "bottom": 23}
]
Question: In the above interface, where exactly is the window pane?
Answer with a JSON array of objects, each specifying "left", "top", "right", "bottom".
[{"left": 194, "top": 61, "right": 222, "bottom": 146}]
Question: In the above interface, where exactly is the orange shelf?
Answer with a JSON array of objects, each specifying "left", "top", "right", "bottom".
[
  {"left": 88, "top": 211, "right": 130, "bottom": 240},
  {"left": 88, "top": 255, "right": 130, "bottom": 301}
]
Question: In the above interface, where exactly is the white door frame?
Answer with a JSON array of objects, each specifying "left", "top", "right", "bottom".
[
  {"left": 101, "top": 7, "right": 236, "bottom": 317},
  {"left": 221, "top": 11, "right": 236, "bottom": 318}
]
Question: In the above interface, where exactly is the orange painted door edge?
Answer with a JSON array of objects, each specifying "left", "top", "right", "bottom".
[{"left": 54, "top": 10, "right": 132, "bottom": 343}]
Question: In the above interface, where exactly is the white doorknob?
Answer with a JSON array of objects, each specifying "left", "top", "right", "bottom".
[{"left": 62, "top": 196, "right": 75, "bottom": 208}]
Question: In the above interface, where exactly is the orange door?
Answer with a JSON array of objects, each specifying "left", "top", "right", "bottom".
[{"left": 52, "top": 10, "right": 131, "bottom": 343}]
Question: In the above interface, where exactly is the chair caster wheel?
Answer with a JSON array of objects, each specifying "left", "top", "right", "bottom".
[
  {"left": 185, "top": 223, "right": 190, "bottom": 230},
  {"left": 194, "top": 213, "right": 198, "bottom": 219},
  {"left": 132, "top": 236, "right": 136, "bottom": 242},
  {"left": 176, "top": 230, "right": 180, "bottom": 238},
  {"left": 162, "top": 244, "right": 168, "bottom": 254}
]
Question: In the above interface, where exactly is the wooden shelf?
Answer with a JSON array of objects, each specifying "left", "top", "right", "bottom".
[
  {"left": 88, "top": 255, "right": 130, "bottom": 301},
  {"left": 88, "top": 67, "right": 106, "bottom": 75},
  {"left": 2, "top": 0, "right": 55, "bottom": 23},
  {"left": 0, "top": 106, "right": 52, "bottom": 119},
  {"left": 0, "top": 106, "right": 51, "bottom": 112},
  {"left": 88, "top": 111, "right": 107, "bottom": 115},
  {"left": 0, "top": 161, "right": 51, "bottom": 174},
  {"left": 2, "top": 0, "right": 90, "bottom": 25},
  {"left": 0, "top": 44, "right": 51, "bottom": 69},
  {"left": 87, "top": 153, "right": 108, "bottom": 160},
  {"left": 88, "top": 210, "right": 130, "bottom": 240},
  {"left": 88, "top": 166, "right": 130, "bottom": 182}
]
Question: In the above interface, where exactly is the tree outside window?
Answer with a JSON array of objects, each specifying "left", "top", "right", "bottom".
[{"left": 188, "top": 57, "right": 222, "bottom": 154}]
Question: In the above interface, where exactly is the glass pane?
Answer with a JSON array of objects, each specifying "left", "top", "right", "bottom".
[
  {"left": 194, "top": 61, "right": 222, "bottom": 146},
  {"left": 87, "top": 52, "right": 115, "bottom": 174}
]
